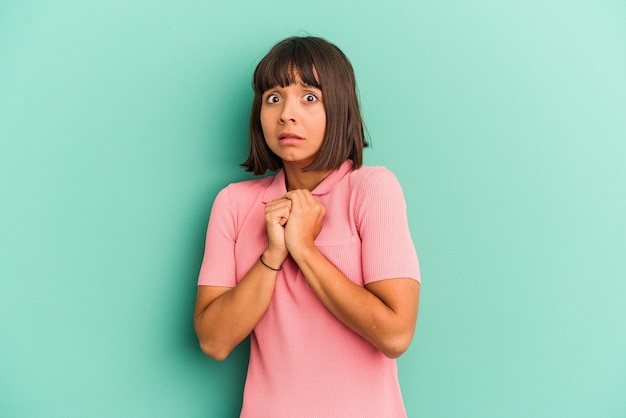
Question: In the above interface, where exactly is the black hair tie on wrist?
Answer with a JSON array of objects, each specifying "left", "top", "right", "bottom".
[{"left": 259, "top": 255, "right": 282, "bottom": 271}]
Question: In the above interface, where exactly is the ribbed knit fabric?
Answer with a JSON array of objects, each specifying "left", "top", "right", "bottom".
[{"left": 198, "top": 160, "right": 420, "bottom": 417}]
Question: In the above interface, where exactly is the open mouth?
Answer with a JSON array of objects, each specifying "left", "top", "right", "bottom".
[{"left": 279, "top": 132, "right": 303, "bottom": 140}]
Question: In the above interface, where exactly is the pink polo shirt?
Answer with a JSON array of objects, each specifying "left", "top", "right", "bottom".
[{"left": 198, "top": 160, "right": 420, "bottom": 417}]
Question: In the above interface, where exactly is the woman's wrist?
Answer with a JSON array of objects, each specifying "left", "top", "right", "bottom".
[
  {"left": 262, "top": 248, "right": 288, "bottom": 269},
  {"left": 286, "top": 242, "right": 317, "bottom": 264},
  {"left": 259, "top": 255, "right": 282, "bottom": 271}
]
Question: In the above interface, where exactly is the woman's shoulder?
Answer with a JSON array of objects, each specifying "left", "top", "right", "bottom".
[
  {"left": 347, "top": 164, "right": 401, "bottom": 190},
  {"left": 222, "top": 175, "right": 274, "bottom": 193},
  {"left": 350, "top": 164, "right": 395, "bottom": 175},
  {"left": 214, "top": 175, "right": 275, "bottom": 207}
]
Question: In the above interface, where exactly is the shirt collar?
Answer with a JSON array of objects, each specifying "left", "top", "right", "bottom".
[{"left": 261, "top": 160, "right": 353, "bottom": 203}]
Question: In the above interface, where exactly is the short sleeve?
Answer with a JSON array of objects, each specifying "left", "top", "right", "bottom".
[
  {"left": 355, "top": 168, "right": 420, "bottom": 284},
  {"left": 197, "top": 186, "right": 237, "bottom": 287}
]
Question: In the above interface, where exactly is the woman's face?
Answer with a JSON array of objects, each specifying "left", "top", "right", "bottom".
[{"left": 260, "top": 77, "right": 326, "bottom": 168}]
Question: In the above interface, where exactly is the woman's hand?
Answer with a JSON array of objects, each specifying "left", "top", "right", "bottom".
[
  {"left": 283, "top": 189, "right": 325, "bottom": 255},
  {"left": 264, "top": 197, "right": 292, "bottom": 262}
]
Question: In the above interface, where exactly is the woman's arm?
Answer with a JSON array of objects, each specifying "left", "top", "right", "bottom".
[
  {"left": 293, "top": 249, "right": 419, "bottom": 358},
  {"left": 193, "top": 197, "right": 292, "bottom": 360},
  {"left": 284, "top": 189, "right": 420, "bottom": 359},
  {"left": 193, "top": 248, "right": 284, "bottom": 361}
]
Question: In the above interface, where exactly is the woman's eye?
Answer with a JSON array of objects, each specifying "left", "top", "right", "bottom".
[
  {"left": 304, "top": 93, "right": 318, "bottom": 102},
  {"left": 265, "top": 94, "right": 280, "bottom": 104}
]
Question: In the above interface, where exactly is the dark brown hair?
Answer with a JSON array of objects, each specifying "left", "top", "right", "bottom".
[{"left": 241, "top": 36, "right": 368, "bottom": 175}]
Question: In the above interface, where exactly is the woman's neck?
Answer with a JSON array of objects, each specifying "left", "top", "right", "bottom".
[{"left": 283, "top": 163, "right": 332, "bottom": 192}]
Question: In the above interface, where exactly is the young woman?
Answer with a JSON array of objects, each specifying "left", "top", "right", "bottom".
[{"left": 194, "top": 36, "right": 420, "bottom": 417}]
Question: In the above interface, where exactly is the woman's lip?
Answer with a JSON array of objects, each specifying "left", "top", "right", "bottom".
[
  {"left": 278, "top": 137, "right": 304, "bottom": 145},
  {"left": 278, "top": 132, "right": 303, "bottom": 140}
]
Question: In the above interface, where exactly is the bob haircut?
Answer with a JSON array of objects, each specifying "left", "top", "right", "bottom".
[{"left": 241, "top": 36, "right": 368, "bottom": 175}]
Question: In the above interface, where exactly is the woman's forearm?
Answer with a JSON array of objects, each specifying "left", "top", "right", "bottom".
[
  {"left": 290, "top": 245, "right": 419, "bottom": 359},
  {"left": 193, "top": 249, "right": 285, "bottom": 360}
]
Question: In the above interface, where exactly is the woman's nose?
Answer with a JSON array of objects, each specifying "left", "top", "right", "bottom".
[{"left": 279, "top": 99, "right": 297, "bottom": 124}]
